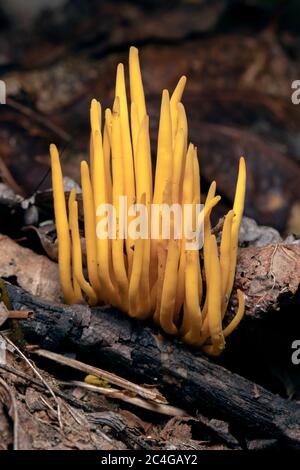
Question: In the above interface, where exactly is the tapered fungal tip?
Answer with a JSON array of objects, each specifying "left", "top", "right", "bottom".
[
  {"left": 240, "top": 156, "right": 246, "bottom": 171},
  {"left": 187, "top": 142, "right": 194, "bottom": 153},
  {"left": 105, "top": 107, "right": 111, "bottom": 118},
  {"left": 80, "top": 160, "right": 89, "bottom": 173},
  {"left": 50, "top": 143, "right": 57, "bottom": 153},
  {"left": 162, "top": 89, "right": 170, "bottom": 101},
  {"left": 117, "top": 63, "right": 124, "bottom": 73},
  {"left": 130, "top": 46, "right": 138, "bottom": 55}
]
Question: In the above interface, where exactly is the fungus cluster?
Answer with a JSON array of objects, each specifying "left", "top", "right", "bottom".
[{"left": 51, "top": 47, "right": 246, "bottom": 356}]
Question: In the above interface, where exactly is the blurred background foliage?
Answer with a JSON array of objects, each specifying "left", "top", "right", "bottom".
[{"left": 0, "top": 0, "right": 299, "bottom": 235}]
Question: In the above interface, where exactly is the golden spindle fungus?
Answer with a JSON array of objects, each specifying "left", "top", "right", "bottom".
[
  {"left": 50, "top": 144, "right": 75, "bottom": 304},
  {"left": 227, "top": 157, "right": 246, "bottom": 298},
  {"left": 170, "top": 76, "right": 187, "bottom": 145},
  {"left": 68, "top": 189, "right": 83, "bottom": 303},
  {"left": 69, "top": 197, "right": 98, "bottom": 306},
  {"left": 80, "top": 161, "right": 102, "bottom": 300},
  {"left": 128, "top": 193, "right": 149, "bottom": 318},
  {"left": 90, "top": 99, "right": 101, "bottom": 180},
  {"left": 93, "top": 130, "right": 117, "bottom": 304},
  {"left": 202, "top": 234, "right": 225, "bottom": 356},
  {"left": 129, "top": 47, "right": 147, "bottom": 124},
  {"left": 116, "top": 63, "right": 136, "bottom": 274},
  {"left": 111, "top": 97, "right": 129, "bottom": 310},
  {"left": 50, "top": 48, "right": 246, "bottom": 356},
  {"left": 153, "top": 90, "right": 173, "bottom": 207},
  {"left": 220, "top": 209, "right": 235, "bottom": 317},
  {"left": 174, "top": 143, "right": 194, "bottom": 319},
  {"left": 182, "top": 251, "right": 203, "bottom": 345},
  {"left": 223, "top": 289, "right": 245, "bottom": 338},
  {"left": 177, "top": 103, "right": 188, "bottom": 156},
  {"left": 103, "top": 108, "right": 112, "bottom": 203},
  {"left": 135, "top": 117, "right": 152, "bottom": 314},
  {"left": 159, "top": 238, "right": 180, "bottom": 335},
  {"left": 172, "top": 128, "right": 185, "bottom": 204}
]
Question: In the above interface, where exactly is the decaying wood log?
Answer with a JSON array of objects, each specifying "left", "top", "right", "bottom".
[
  {"left": 234, "top": 242, "right": 300, "bottom": 319},
  {"left": 4, "top": 247, "right": 300, "bottom": 448}
]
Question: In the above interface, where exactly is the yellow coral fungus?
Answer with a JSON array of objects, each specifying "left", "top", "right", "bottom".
[{"left": 50, "top": 48, "right": 247, "bottom": 356}]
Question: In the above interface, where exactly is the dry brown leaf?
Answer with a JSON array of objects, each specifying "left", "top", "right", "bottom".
[{"left": 0, "top": 234, "right": 62, "bottom": 302}]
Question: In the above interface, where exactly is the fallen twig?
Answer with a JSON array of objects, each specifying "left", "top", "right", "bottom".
[
  {"left": 32, "top": 348, "right": 167, "bottom": 404},
  {"left": 61, "top": 380, "right": 187, "bottom": 417},
  {"left": 8, "top": 310, "right": 33, "bottom": 319}
]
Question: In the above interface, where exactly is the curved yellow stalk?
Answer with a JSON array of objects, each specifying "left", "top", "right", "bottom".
[
  {"left": 135, "top": 118, "right": 152, "bottom": 314},
  {"left": 68, "top": 189, "right": 82, "bottom": 302},
  {"left": 152, "top": 89, "right": 173, "bottom": 297},
  {"left": 153, "top": 242, "right": 168, "bottom": 325},
  {"left": 181, "top": 152, "right": 202, "bottom": 339},
  {"left": 93, "top": 129, "right": 118, "bottom": 304},
  {"left": 128, "top": 193, "right": 149, "bottom": 318},
  {"left": 90, "top": 99, "right": 101, "bottom": 134},
  {"left": 174, "top": 143, "right": 194, "bottom": 320},
  {"left": 192, "top": 148, "right": 202, "bottom": 303},
  {"left": 181, "top": 251, "right": 202, "bottom": 344},
  {"left": 80, "top": 160, "right": 102, "bottom": 301},
  {"left": 153, "top": 90, "right": 173, "bottom": 206},
  {"left": 193, "top": 148, "right": 200, "bottom": 204},
  {"left": 195, "top": 194, "right": 222, "bottom": 346},
  {"left": 202, "top": 234, "right": 225, "bottom": 356},
  {"left": 103, "top": 108, "right": 112, "bottom": 204},
  {"left": 170, "top": 76, "right": 187, "bottom": 144},
  {"left": 159, "top": 238, "right": 180, "bottom": 335},
  {"left": 128, "top": 231, "right": 144, "bottom": 318},
  {"left": 172, "top": 128, "right": 185, "bottom": 203},
  {"left": 129, "top": 46, "right": 146, "bottom": 124},
  {"left": 130, "top": 103, "right": 138, "bottom": 163},
  {"left": 220, "top": 209, "right": 234, "bottom": 317},
  {"left": 135, "top": 115, "right": 153, "bottom": 203},
  {"left": 69, "top": 198, "right": 97, "bottom": 306},
  {"left": 223, "top": 289, "right": 245, "bottom": 337},
  {"left": 90, "top": 99, "right": 101, "bottom": 180},
  {"left": 201, "top": 181, "right": 217, "bottom": 318},
  {"left": 50, "top": 144, "right": 75, "bottom": 304},
  {"left": 226, "top": 157, "right": 246, "bottom": 298},
  {"left": 111, "top": 97, "right": 129, "bottom": 310},
  {"left": 116, "top": 64, "right": 136, "bottom": 274},
  {"left": 177, "top": 103, "right": 188, "bottom": 156}
]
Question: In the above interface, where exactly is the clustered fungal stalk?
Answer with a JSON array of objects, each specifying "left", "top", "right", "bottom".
[{"left": 51, "top": 47, "right": 246, "bottom": 356}]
